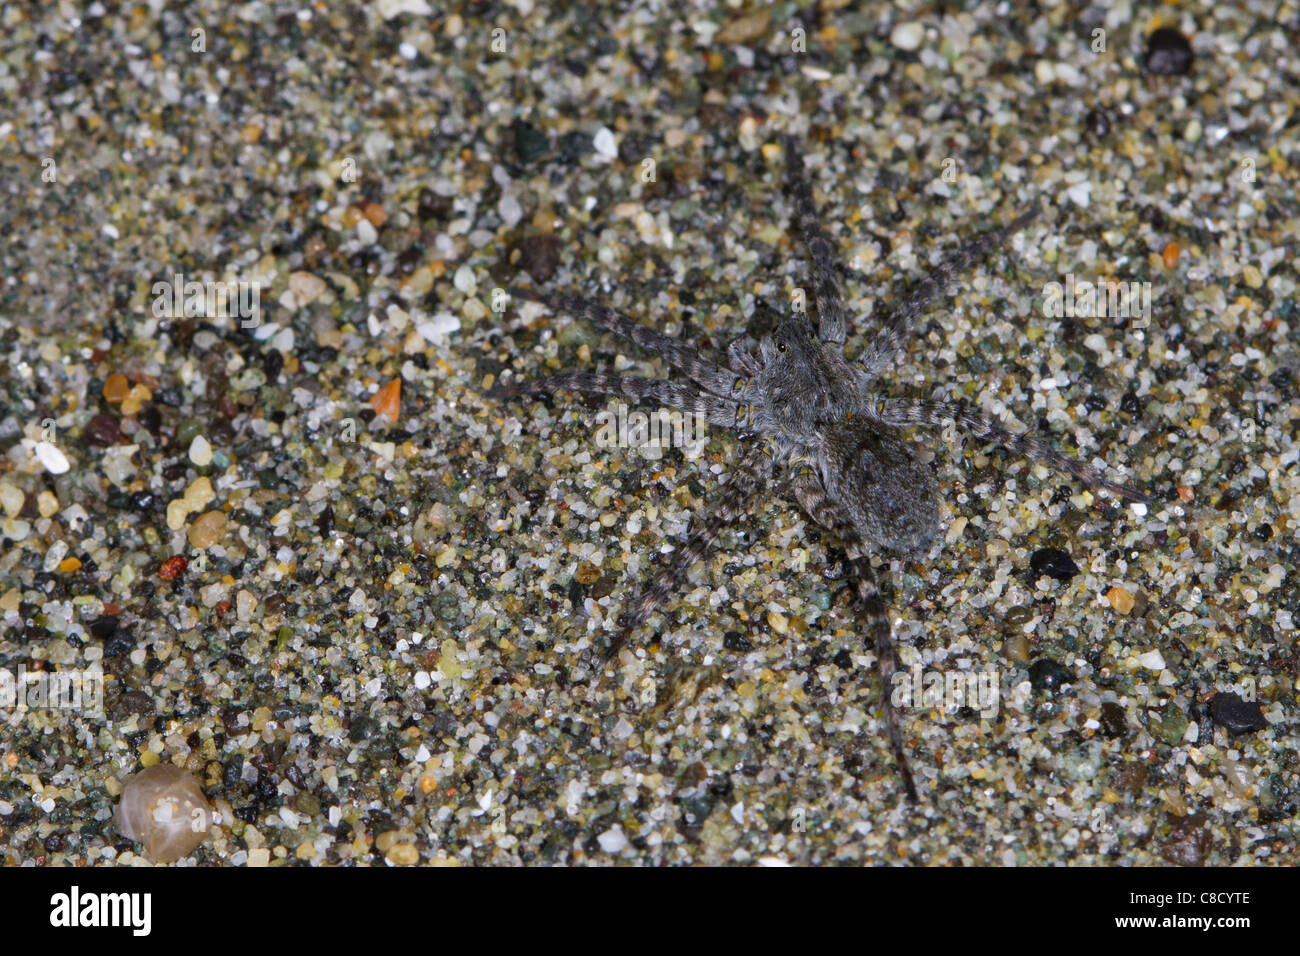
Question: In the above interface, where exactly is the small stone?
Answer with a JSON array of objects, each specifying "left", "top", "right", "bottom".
[
  {"left": 119, "top": 383, "right": 151, "bottom": 416},
  {"left": 1084, "top": 106, "right": 1111, "bottom": 139},
  {"left": 453, "top": 264, "right": 476, "bottom": 294},
  {"left": 513, "top": 120, "right": 550, "bottom": 165},
  {"left": 416, "top": 313, "right": 461, "bottom": 341},
  {"left": 1030, "top": 547, "right": 1078, "bottom": 582},
  {"left": 1162, "top": 241, "right": 1181, "bottom": 270},
  {"left": 596, "top": 826, "right": 628, "bottom": 854},
  {"left": 189, "top": 434, "right": 212, "bottom": 466},
  {"left": 358, "top": 201, "right": 387, "bottom": 228},
  {"left": 1028, "top": 658, "right": 1072, "bottom": 693},
  {"left": 593, "top": 126, "right": 618, "bottom": 160},
  {"left": 1100, "top": 701, "right": 1128, "bottom": 738},
  {"left": 166, "top": 498, "right": 190, "bottom": 531},
  {"left": 1136, "top": 649, "right": 1165, "bottom": 671},
  {"left": 35, "top": 441, "right": 70, "bottom": 475},
  {"left": 58, "top": 556, "right": 82, "bottom": 573},
  {"left": 575, "top": 560, "right": 601, "bottom": 585},
  {"left": 0, "top": 483, "right": 24, "bottom": 516},
  {"left": 84, "top": 413, "right": 121, "bottom": 446},
  {"left": 1208, "top": 692, "right": 1268, "bottom": 735},
  {"left": 515, "top": 234, "right": 562, "bottom": 283},
  {"left": 1154, "top": 703, "right": 1188, "bottom": 745},
  {"left": 370, "top": 378, "right": 402, "bottom": 421},
  {"left": 188, "top": 510, "right": 228, "bottom": 550},
  {"left": 1003, "top": 634, "right": 1031, "bottom": 663},
  {"left": 103, "top": 372, "right": 130, "bottom": 403},
  {"left": 288, "top": 271, "right": 327, "bottom": 309},
  {"left": 114, "top": 764, "right": 212, "bottom": 864},
  {"left": 890, "top": 21, "right": 924, "bottom": 51},
  {"left": 1145, "top": 27, "right": 1193, "bottom": 76},
  {"left": 89, "top": 615, "right": 119, "bottom": 639},
  {"left": 1112, "top": 762, "right": 1148, "bottom": 795},
  {"left": 36, "top": 490, "right": 59, "bottom": 518},
  {"left": 498, "top": 192, "right": 523, "bottom": 229},
  {"left": 1106, "top": 586, "right": 1135, "bottom": 614},
  {"left": 1161, "top": 813, "right": 1210, "bottom": 866},
  {"left": 716, "top": 8, "right": 769, "bottom": 45},
  {"left": 386, "top": 843, "right": 420, "bottom": 866},
  {"left": 183, "top": 476, "right": 215, "bottom": 510},
  {"left": 767, "top": 610, "right": 789, "bottom": 636},
  {"left": 377, "top": 0, "right": 432, "bottom": 20}
]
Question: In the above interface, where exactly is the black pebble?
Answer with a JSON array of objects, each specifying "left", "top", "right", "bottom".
[
  {"left": 88, "top": 616, "right": 118, "bottom": 640},
  {"left": 1145, "top": 27, "right": 1193, "bottom": 76},
  {"left": 417, "top": 186, "right": 451, "bottom": 222},
  {"left": 723, "top": 631, "right": 752, "bottom": 652},
  {"left": 1030, "top": 547, "right": 1079, "bottom": 582},
  {"left": 515, "top": 234, "right": 562, "bottom": 284},
  {"left": 1028, "top": 658, "right": 1073, "bottom": 693},
  {"left": 558, "top": 130, "right": 593, "bottom": 162},
  {"left": 1121, "top": 390, "right": 1143, "bottom": 414},
  {"left": 1084, "top": 106, "right": 1111, "bottom": 139},
  {"left": 103, "top": 629, "right": 135, "bottom": 657},
  {"left": 513, "top": 120, "right": 550, "bottom": 166},
  {"left": 84, "top": 414, "right": 121, "bottom": 447},
  {"left": 349, "top": 715, "right": 379, "bottom": 744},
  {"left": 1208, "top": 692, "right": 1268, "bottom": 734},
  {"left": 1100, "top": 700, "right": 1128, "bottom": 737},
  {"left": 262, "top": 348, "right": 284, "bottom": 381},
  {"left": 137, "top": 404, "right": 163, "bottom": 436},
  {"left": 1161, "top": 812, "right": 1210, "bottom": 866}
]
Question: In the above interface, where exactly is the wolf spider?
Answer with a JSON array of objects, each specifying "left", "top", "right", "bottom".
[{"left": 490, "top": 136, "right": 1151, "bottom": 801}]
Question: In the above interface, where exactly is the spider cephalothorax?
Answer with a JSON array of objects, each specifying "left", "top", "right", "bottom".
[{"left": 490, "top": 136, "right": 1151, "bottom": 801}]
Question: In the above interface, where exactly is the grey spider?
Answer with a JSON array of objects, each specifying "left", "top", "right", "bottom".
[{"left": 489, "top": 136, "right": 1152, "bottom": 801}]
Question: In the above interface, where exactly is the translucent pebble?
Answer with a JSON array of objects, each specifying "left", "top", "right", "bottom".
[{"left": 114, "top": 764, "right": 212, "bottom": 864}]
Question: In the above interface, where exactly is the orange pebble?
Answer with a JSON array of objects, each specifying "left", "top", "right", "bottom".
[
  {"left": 1177, "top": 486, "right": 1194, "bottom": 503},
  {"left": 370, "top": 378, "right": 402, "bottom": 420},
  {"left": 159, "top": 555, "right": 188, "bottom": 581},
  {"left": 58, "top": 557, "right": 82, "bottom": 573},
  {"left": 1162, "top": 241, "right": 1181, "bottom": 270},
  {"left": 103, "top": 373, "right": 129, "bottom": 403},
  {"left": 359, "top": 201, "right": 388, "bottom": 228}
]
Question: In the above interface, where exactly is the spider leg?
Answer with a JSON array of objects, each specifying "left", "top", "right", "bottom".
[
  {"left": 607, "top": 442, "right": 775, "bottom": 661},
  {"left": 790, "top": 465, "right": 918, "bottom": 801},
  {"left": 489, "top": 370, "right": 769, "bottom": 431},
  {"left": 727, "top": 337, "right": 763, "bottom": 378},
  {"left": 510, "top": 286, "right": 754, "bottom": 400},
  {"left": 871, "top": 396, "right": 1153, "bottom": 503},
  {"left": 856, "top": 205, "right": 1039, "bottom": 381},
  {"left": 783, "top": 136, "right": 848, "bottom": 348}
]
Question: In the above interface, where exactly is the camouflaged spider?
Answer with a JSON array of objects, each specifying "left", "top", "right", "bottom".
[{"left": 489, "top": 136, "right": 1151, "bottom": 801}]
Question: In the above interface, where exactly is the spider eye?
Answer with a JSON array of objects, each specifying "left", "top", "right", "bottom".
[{"left": 777, "top": 342, "right": 786, "bottom": 353}]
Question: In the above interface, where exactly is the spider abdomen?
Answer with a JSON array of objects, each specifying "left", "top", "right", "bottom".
[{"left": 817, "top": 419, "right": 939, "bottom": 554}]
